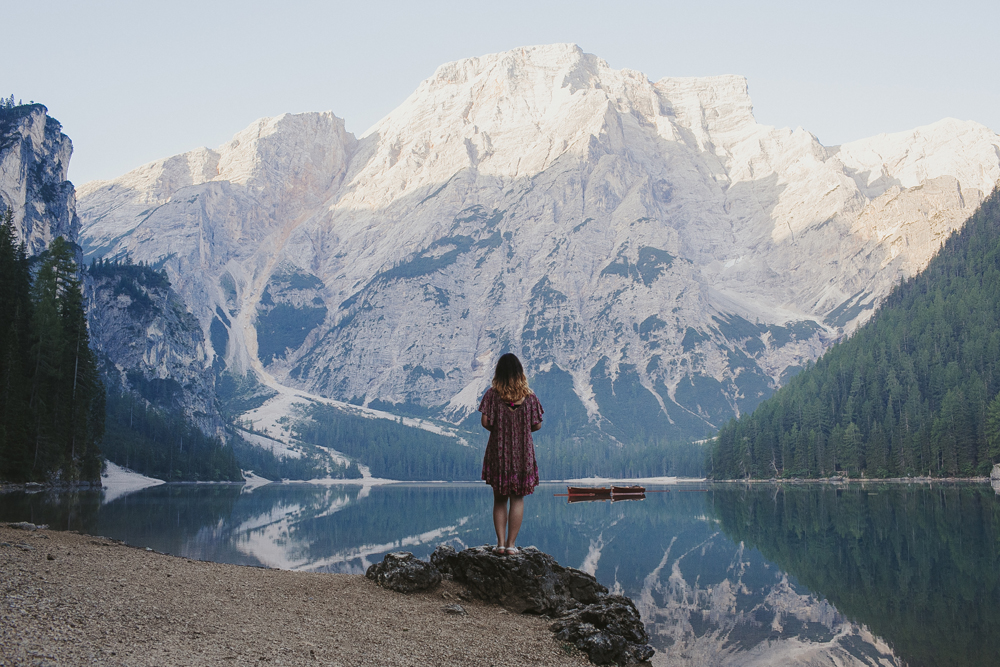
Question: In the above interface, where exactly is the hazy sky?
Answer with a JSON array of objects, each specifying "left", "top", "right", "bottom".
[{"left": 7, "top": 0, "right": 999, "bottom": 185}]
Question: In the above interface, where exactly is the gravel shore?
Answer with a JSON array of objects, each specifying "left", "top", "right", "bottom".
[{"left": 0, "top": 524, "right": 591, "bottom": 666}]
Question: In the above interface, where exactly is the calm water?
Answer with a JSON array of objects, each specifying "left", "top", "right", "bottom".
[{"left": 3, "top": 481, "right": 999, "bottom": 667}]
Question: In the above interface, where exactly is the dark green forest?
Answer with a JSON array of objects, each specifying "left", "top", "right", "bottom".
[
  {"left": 709, "top": 187, "right": 1000, "bottom": 479},
  {"left": 101, "top": 388, "right": 242, "bottom": 482},
  {"left": 0, "top": 210, "right": 104, "bottom": 483},
  {"left": 294, "top": 404, "right": 484, "bottom": 480}
]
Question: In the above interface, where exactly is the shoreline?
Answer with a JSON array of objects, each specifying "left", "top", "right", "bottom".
[
  {"left": 0, "top": 524, "right": 590, "bottom": 666},
  {"left": 709, "top": 476, "right": 993, "bottom": 484}
]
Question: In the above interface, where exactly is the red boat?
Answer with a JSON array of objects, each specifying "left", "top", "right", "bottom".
[
  {"left": 567, "top": 486, "right": 612, "bottom": 496},
  {"left": 612, "top": 485, "right": 646, "bottom": 495}
]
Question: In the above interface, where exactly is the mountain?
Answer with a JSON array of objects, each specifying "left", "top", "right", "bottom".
[
  {"left": 708, "top": 186, "right": 1000, "bottom": 479},
  {"left": 76, "top": 44, "right": 1000, "bottom": 455}
]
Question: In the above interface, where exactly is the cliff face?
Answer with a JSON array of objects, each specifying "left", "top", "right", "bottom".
[
  {"left": 0, "top": 104, "right": 224, "bottom": 443},
  {"left": 85, "top": 264, "right": 224, "bottom": 437},
  {"left": 0, "top": 104, "right": 78, "bottom": 253},
  {"left": 76, "top": 44, "right": 1000, "bottom": 444}
]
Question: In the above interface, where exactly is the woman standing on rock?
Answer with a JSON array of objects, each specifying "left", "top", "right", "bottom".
[{"left": 479, "top": 353, "right": 543, "bottom": 555}]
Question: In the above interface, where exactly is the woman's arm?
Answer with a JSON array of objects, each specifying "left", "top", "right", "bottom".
[{"left": 481, "top": 413, "right": 493, "bottom": 432}]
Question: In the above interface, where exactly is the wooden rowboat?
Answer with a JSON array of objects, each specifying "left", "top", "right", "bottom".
[
  {"left": 567, "top": 486, "right": 612, "bottom": 496},
  {"left": 611, "top": 485, "right": 646, "bottom": 495}
]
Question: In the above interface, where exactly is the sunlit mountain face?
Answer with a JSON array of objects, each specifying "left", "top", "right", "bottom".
[{"left": 77, "top": 44, "right": 1000, "bottom": 451}]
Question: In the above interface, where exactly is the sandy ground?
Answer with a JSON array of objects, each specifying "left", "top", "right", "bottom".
[{"left": 0, "top": 525, "right": 591, "bottom": 667}]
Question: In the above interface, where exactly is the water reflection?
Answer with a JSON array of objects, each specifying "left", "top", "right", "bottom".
[
  {"left": 712, "top": 484, "right": 1000, "bottom": 667},
  {"left": 3, "top": 482, "right": 997, "bottom": 665}
]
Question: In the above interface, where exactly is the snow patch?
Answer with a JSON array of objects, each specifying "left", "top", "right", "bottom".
[{"left": 101, "top": 461, "right": 165, "bottom": 504}]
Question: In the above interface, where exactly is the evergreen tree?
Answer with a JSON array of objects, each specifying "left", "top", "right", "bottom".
[
  {"left": 0, "top": 208, "right": 33, "bottom": 480},
  {"left": 7, "top": 234, "right": 106, "bottom": 482}
]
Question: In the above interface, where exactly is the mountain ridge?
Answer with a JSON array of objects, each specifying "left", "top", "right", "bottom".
[{"left": 76, "top": 44, "right": 1000, "bottom": 454}]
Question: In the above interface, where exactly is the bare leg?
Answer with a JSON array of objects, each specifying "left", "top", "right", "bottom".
[
  {"left": 493, "top": 492, "right": 509, "bottom": 548},
  {"left": 506, "top": 495, "right": 524, "bottom": 548}
]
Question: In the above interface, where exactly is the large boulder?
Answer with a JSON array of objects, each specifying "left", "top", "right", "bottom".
[
  {"left": 365, "top": 551, "right": 441, "bottom": 593},
  {"left": 551, "top": 596, "right": 655, "bottom": 666},
  {"left": 431, "top": 545, "right": 653, "bottom": 665},
  {"left": 430, "top": 544, "right": 606, "bottom": 615}
]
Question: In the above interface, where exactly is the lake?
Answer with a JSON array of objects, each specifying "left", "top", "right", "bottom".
[{"left": 2, "top": 480, "right": 998, "bottom": 667}]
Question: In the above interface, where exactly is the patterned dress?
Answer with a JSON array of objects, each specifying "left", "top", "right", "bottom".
[{"left": 479, "top": 388, "right": 543, "bottom": 496}]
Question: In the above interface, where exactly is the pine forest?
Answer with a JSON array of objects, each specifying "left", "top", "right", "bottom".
[
  {"left": 0, "top": 209, "right": 104, "bottom": 483},
  {"left": 708, "top": 187, "right": 1000, "bottom": 479}
]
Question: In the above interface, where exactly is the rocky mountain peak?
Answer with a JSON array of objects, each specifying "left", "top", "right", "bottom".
[
  {"left": 0, "top": 104, "right": 78, "bottom": 254},
  {"left": 77, "top": 45, "right": 1000, "bottom": 448}
]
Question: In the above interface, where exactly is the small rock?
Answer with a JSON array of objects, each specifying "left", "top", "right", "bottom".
[
  {"left": 441, "top": 603, "right": 467, "bottom": 616},
  {"left": 17, "top": 543, "right": 34, "bottom": 551},
  {"left": 365, "top": 552, "right": 441, "bottom": 593},
  {"left": 9, "top": 522, "right": 38, "bottom": 531},
  {"left": 47, "top": 554, "right": 55, "bottom": 561},
  {"left": 145, "top": 547, "right": 153, "bottom": 552}
]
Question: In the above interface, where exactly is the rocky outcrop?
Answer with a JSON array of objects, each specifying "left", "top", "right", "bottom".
[
  {"left": 0, "top": 104, "right": 78, "bottom": 255},
  {"left": 85, "top": 263, "right": 225, "bottom": 436},
  {"left": 365, "top": 551, "right": 442, "bottom": 593},
  {"left": 431, "top": 544, "right": 606, "bottom": 615},
  {"left": 551, "top": 597, "right": 655, "bottom": 666},
  {"left": 432, "top": 545, "right": 653, "bottom": 665}
]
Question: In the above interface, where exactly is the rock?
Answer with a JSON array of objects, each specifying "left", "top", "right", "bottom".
[
  {"left": 550, "top": 595, "right": 654, "bottom": 666},
  {"left": 441, "top": 604, "right": 467, "bottom": 616},
  {"left": 432, "top": 545, "right": 654, "bottom": 665},
  {"left": 431, "top": 545, "right": 606, "bottom": 616},
  {"left": 0, "top": 105, "right": 78, "bottom": 256},
  {"left": 991, "top": 464, "right": 1000, "bottom": 480},
  {"left": 365, "top": 552, "right": 441, "bottom": 593},
  {"left": 9, "top": 522, "right": 39, "bottom": 531}
]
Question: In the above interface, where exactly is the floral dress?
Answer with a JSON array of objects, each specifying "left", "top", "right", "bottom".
[{"left": 479, "top": 388, "right": 543, "bottom": 496}]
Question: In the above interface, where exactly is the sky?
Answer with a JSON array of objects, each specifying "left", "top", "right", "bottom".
[{"left": 6, "top": 0, "right": 1000, "bottom": 185}]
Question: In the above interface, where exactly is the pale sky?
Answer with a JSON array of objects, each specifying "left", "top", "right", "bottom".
[{"left": 7, "top": 0, "right": 999, "bottom": 185}]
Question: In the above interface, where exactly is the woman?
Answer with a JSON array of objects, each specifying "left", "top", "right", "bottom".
[{"left": 479, "top": 353, "right": 543, "bottom": 555}]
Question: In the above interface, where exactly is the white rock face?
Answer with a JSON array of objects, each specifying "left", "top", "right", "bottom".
[
  {"left": 0, "top": 105, "right": 79, "bottom": 254},
  {"left": 77, "top": 44, "right": 1000, "bottom": 443}
]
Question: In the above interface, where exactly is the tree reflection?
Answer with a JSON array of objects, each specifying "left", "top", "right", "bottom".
[{"left": 712, "top": 484, "right": 1000, "bottom": 667}]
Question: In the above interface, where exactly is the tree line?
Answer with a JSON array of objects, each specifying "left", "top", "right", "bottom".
[
  {"left": 0, "top": 209, "right": 104, "bottom": 483},
  {"left": 709, "top": 187, "right": 1000, "bottom": 479}
]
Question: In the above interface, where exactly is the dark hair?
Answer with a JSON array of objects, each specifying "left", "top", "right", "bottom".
[{"left": 492, "top": 353, "right": 530, "bottom": 402}]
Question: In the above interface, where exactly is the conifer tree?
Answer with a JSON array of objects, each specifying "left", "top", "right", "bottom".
[{"left": 0, "top": 208, "right": 33, "bottom": 480}]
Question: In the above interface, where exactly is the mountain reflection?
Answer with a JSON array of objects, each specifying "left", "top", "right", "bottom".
[
  {"left": 712, "top": 484, "right": 1000, "bottom": 667},
  {"left": 5, "top": 482, "right": 998, "bottom": 665}
]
